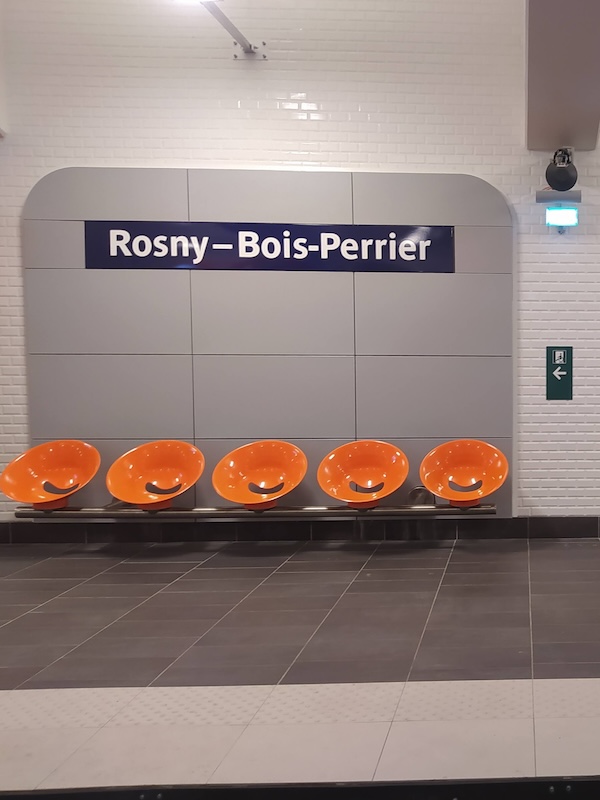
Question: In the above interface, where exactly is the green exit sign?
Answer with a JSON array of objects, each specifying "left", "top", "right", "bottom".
[{"left": 546, "top": 346, "right": 573, "bottom": 400}]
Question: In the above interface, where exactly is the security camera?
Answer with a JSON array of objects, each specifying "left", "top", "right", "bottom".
[{"left": 546, "top": 147, "right": 578, "bottom": 191}]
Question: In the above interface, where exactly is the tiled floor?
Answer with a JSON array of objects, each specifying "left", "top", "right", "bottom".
[
  {"left": 2, "top": 679, "right": 600, "bottom": 788},
  {"left": 1, "top": 538, "right": 600, "bottom": 687}
]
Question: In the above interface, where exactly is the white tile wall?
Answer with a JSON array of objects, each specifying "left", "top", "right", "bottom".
[{"left": 1, "top": 0, "right": 599, "bottom": 514}]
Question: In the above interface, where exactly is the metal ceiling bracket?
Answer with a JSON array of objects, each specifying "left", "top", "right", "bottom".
[{"left": 200, "top": 2, "right": 267, "bottom": 59}]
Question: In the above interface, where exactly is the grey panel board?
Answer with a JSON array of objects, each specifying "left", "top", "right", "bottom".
[
  {"left": 191, "top": 271, "right": 354, "bottom": 355},
  {"left": 195, "top": 438, "right": 348, "bottom": 508},
  {"left": 378, "top": 438, "right": 512, "bottom": 518},
  {"left": 354, "top": 273, "right": 512, "bottom": 356},
  {"left": 193, "top": 356, "right": 355, "bottom": 440},
  {"left": 23, "top": 168, "right": 189, "bottom": 221},
  {"left": 25, "top": 270, "right": 192, "bottom": 355},
  {"left": 356, "top": 356, "right": 512, "bottom": 440},
  {"left": 21, "top": 220, "right": 84, "bottom": 269},
  {"left": 31, "top": 439, "right": 197, "bottom": 509},
  {"left": 352, "top": 173, "right": 512, "bottom": 227},
  {"left": 454, "top": 226, "right": 513, "bottom": 274},
  {"left": 28, "top": 355, "right": 194, "bottom": 440},
  {"left": 188, "top": 169, "right": 353, "bottom": 224}
]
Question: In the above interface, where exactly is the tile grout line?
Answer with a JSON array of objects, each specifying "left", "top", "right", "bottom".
[
  {"left": 12, "top": 545, "right": 227, "bottom": 689},
  {"left": 369, "top": 540, "right": 455, "bottom": 780},
  {"left": 404, "top": 539, "right": 456, "bottom": 683},
  {"left": 276, "top": 541, "right": 384, "bottom": 685},
  {"left": 528, "top": 537, "right": 538, "bottom": 777},
  {"left": 148, "top": 541, "right": 309, "bottom": 686}
]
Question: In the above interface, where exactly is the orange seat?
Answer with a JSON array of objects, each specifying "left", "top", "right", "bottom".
[
  {"left": 212, "top": 440, "right": 307, "bottom": 511},
  {"left": 0, "top": 440, "right": 101, "bottom": 510},
  {"left": 419, "top": 439, "right": 509, "bottom": 508},
  {"left": 317, "top": 440, "right": 409, "bottom": 509},
  {"left": 106, "top": 440, "right": 205, "bottom": 510}
]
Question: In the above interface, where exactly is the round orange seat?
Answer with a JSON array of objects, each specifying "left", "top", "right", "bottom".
[
  {"left": 0, "top": 440, "right": 101, "bottom": 510},
  {"left": 212, "top": 440, "right": 307, "bottom": 511},
  {"left": 419, "top": 439, "right": 509, "bottom": 508},
  {"left": 317, "top": 440, "right": 409, "bottom": 509},
  {"left": 106, "top": 440, "right": 205, "bottom": 510}
]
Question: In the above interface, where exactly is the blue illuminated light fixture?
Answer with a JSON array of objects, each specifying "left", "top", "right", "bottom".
[{"left": 546, "top": 207, "right": 579, "bottom": 228}]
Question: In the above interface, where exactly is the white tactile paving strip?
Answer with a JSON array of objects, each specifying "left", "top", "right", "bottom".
[{"left": 2, "top": 680, "right": 600, "bottom": 788}]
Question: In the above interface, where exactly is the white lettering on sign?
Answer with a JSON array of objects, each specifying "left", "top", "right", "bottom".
[
  {"left": 109, "top": 229, "right": 209, "bottom": 265},
  {"left": 108, "top": 228, "right": 434, "bottom": 264}
]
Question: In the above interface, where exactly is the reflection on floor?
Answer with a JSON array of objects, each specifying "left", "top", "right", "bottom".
[{"left": 0, "top": 538, "right": 600, "bottom": 687}]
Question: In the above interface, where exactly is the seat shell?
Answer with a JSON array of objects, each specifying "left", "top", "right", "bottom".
[
  {"left": 106, "top": 440, "right": 205, "bottom": 510},
  {"left": 212, "top": 440, "right": 308, "bottom": 510},
  {"left": 0, "top": 440, "right": 101, "bottom": 510},
  {"left": 317, "top": 440, "right": 409, "bottom": 509},
  {"left": 419, "top": 439, "right": 509, "bottom": 507}
]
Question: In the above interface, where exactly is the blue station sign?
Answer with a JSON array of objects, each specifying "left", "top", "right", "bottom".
[{"left": 85, "top": 222, "right": 454, "bottom": 273}]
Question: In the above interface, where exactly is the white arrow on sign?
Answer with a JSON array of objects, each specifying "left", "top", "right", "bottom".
[{"left": 553, "top": 367, "right": 567, "bottom": 380}]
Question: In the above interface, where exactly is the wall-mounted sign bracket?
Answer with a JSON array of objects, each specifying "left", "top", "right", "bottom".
[{"left": 200, "top": 1, "right": 267, "bottom": 59}]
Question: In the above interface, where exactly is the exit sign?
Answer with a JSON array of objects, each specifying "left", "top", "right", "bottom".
[{"left": 546, "top": 346, "right": 573, "bottom": 400}]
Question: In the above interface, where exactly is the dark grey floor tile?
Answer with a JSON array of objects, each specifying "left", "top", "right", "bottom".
[
  {"left": 325, "top": 606, "right": 429, "bottom": 627},
  {"left": 24, "top": 611, "right": 127, "bottom": 628},
  {"left": 237, "top": 595, "right": 338, "bottom": 612},
  {"left": 457, "top": 518, "right": 528, "bottom": 540},
  {"left": 441, "top": 573, "right": 529, "bottom": 586},
  {"left": 0, "top": 560, "right": 54, "bottom": 579},
  {"left": 276, "top": 561, "right": 366, "bottom": 573},
  {"left": 435, "top": 585, "right": 529, "bottom": 598},
  {"left": 444, "top": 562, "right": 528, "bottom": 575},
  {"left": 375, "top": 542, "right": 454, "bottom": 553},
  {"left": 122, "top": 604, "right": 233, "bottom": 621},
  {"left": 128, "top": 542, "right": 227, "bottom": 562},
  {"left": 367, "top": 561, "right": 448, "bottom": 572},
  {"left": 532, "top": 583, "right": 600, "bottom": 595},
  {"left": 529, "top": 517, "right": 598, "bottom": 538},
  {"left": 85, "top": 573, "right": 181, "bottom": 585},
  {"left": 95, "top": 619, "right": 216, "bottom": 639},
  {"left": 0, "top": 644, "right": 74, "bottom": 667},
  {"left": 263, "top": 571, "right": 356, "bottom": 585},
  {"left": 153, "top": 663, "right": 288, "bottom": 686},
  {"left": 335, "top": 591, "right": 434, "bottom": 609},
  {"left": 196, "top": 624, "right": 316, "bottom": 648},
  {"left": 155, "top": 590, "right": 249, "bottom": 606},
  {"left": 0, "top": 622, "right": 101, "bottom": 646},
  {"left": 532, "top": 623, "right": 600, "bottom": 643},
  {"left": 0, "top": 604, "right": 38, "bottom": 622},
  {"left": 532, "top": 608, "right": 600, "bottom": 626},
  {"left": 63, "top": 543, "right": 151, "bottom": 559},
  {"left": 452, "top": 540, "right": 528, "bottom": 553},
  {"left": 0, "top": 579, "right": 82, "bottom": 594},
  {"left": 182, "top": 567, "right": 274, "bottom": 580},
  {"left": 432, "top": 596, "right": 529, "bottom": 613},
  {"left": 409, "top": 666, "right": 532, "bottom": 681},
  {"left": 347, "top": 581, "right": 439, "bottom": 594},
  {"left": 69, "top": 636, "right": 196, "bottom": 659},
  {"left": 32, "top": 597, "right": 141, "bottom": 616},
  {"left": 0, "top": 667, "right": 44, "bottom": 689},
  {"left": 359, "top": 567, "right": 444, "bottom": 579},
  {"left": 427, "top": 610, "right": 531, "bottom": 629},
  {"left": 106, "top": 563, "right": 193, "bottom": 575},
  {"left": 282, "top": 659, "right": 412, "bottom": 684},
  {"left": 160, "top": 579, "right": 261, "bottom": 593},
  {"left": 534, "top": 642, "right": 600, "bottom": 662},
  {"left": 249, "top": 583, "right": 348, "bottom": 599},
  {"left": 174, "top": 644, "right": 302, "bottom": 667},
  {"left": 412, "top": 645, "right": 531, "bottom": 671},
  {"left": 11, "top": 559, "right": 120, "bottom": 580},
  {"left": 531, "top": 572, "right": 600, "bottom": 584},
  {"left": 21, "top": 656, "right": 174, "bottom": 689},
  {"left": 420, "top": 627, "right": 531, "bottom": 648},
  {"left": 534, "top": 663, "right": 600, "bottom": 679},
  {"left": 215, "top": 610, "right": 330, "bottom": 628},
  {"left": 61, "top": 584, "right": 166, "bottom": 598},
  {"left": 531, "top": 594, "right": 600, "bottom": 612},
  {"left": 0, "top": 591, "right": 67, "bottom": 605},
  {"left": 297, "top": 633, "right": 419, "bottom": 663}
]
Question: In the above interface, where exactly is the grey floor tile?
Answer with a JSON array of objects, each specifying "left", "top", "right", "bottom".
[
  {"left": 412, "top": 645, "right": 531, "bottom": 671},
  {"left": 532, "top": 608, "right": 600, "bottom": 625},
  {"left": 0, "top": 643, "right": 74, "bottom": 667},
  {"left": 215, "top": 610, "right": 330, "bottom": 628},
  {"left": 152, "top": 590, "right": 249, "bottom": 605},
  {"left": 297, "top": 633, "right": 419, "bottom": 663},
  {"left": 262, "top": 572, "right": 357, "bottom": 585},
  {"left": 276, "top": 561, "right": 366, "bottom": 573},
  {"left": 69, "top": 636, "right": 196, "bottom": 659},
  {"left": 0, "top": 623, "right": 102, "bottom": 646},
  {"left": 534, "top": 642, "right": 600, "bottom": 661},
  {"left": 335, "top": 591, "right": 434, "bottom": 608},
  {"left": 409, "top": 666, "right": 532, "bottom": 681},
  {"left": 248, "top": 583, "right": 348, "bottom": 599},
  {"left": 85, "top": 573, "right": 181, "bottom": 585},
  {"left": 432, "top": 598, "right": 530, "bottom": 613},
  {"left": 9, "top": 560, "right": 120, "bottom": 580},
  {"left": 532, "top": 583, "right": 600, "bottom": 596},
  {"left": 173, "top": 644, "right": 303, "bottom": 667},
  {"left": 0, "top": 605, "right": 38, "bottom": 622},
  {"left": 359, "top": 568, "right": 444, "bottom": 580},
  {"left": 197, "top": 625, "right": 317, "bottom": 648},
  {"left": 181, "top": 567, "right": 275, "bottom": 580},
  {"left": 160, "top": 579, "right": 261, "bottom": 593},
  {"left": 121, "top": 604, "right": 233, "bottom": 621},
  {"left": 93, "top": 619, "right": 216, "bottom": 639},
  {"left": 533, "top": 663, "right": 600, "bottom": 679},
  {"left": 282, "top": 659, "right": 411, "bottom": 684},
  {"left": 347, "top": 580, "right": 440, "bottom": 593},
  {"left": 533, "top": 624, "right": 600, "bottom": 643},
  {"left": 62, "top": 584, "right": 166, "bottom": 598},
  {"left": 0, "top": 579, "right": 82, "bottom": 594},
  {"left": 31, "top": 597, "right": 141, "bottom": 615},
  {"left": 153, "top": 663, "right": 288, "bottom": 686},
  {"left": 0, "top": 666, "right": 44, "bottom": 689},
  {"left": 441, "top": 573, "right": 529, "bottom": 586},
  {"left": 420, "top": 627, "right": 531, "bottom": 648},
  {"left": 236, "top": 596, "right": 338, "bottom": 612},
  {"left": 21, "top": 656, "right": 175, "bottom": 689},
  {"left": 427, "top": 610, "right": 531, "bottom": 628}
]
